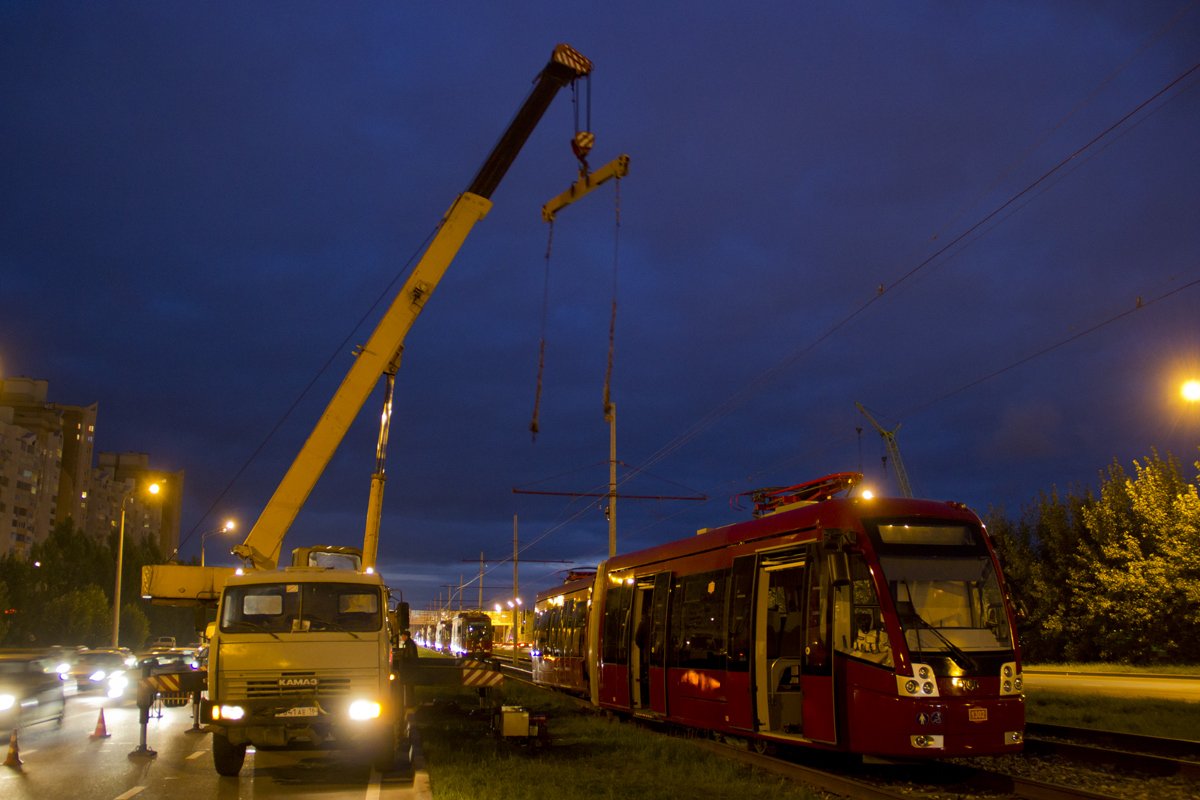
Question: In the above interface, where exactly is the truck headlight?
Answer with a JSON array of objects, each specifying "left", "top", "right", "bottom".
[
  {"left": 215, "top": 705, "right": 245, "bottom": 720},
  {"left": 0, "top": 694, "right": 14, "bottom": 711},
  {"left": 348, "top": 700, "right": 381, "bottom": 720}
]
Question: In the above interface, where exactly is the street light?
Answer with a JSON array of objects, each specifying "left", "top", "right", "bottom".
[
  {"left": 113, "top": 481, "right": 162, "bottom": 648},
  {"left": 201, "top": 520, "right": 236, "bottom": 567},
  {"left": 1184, "top": 380, "right": 1200, "bottom": 403}
]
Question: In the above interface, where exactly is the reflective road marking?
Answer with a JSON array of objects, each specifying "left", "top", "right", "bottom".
[
  {"left": 186, "top": 750, "right": 207, "bottom": 759},
  {"left": 366, "top": 769, "right": 382, "bottom": 800},
  {"left": 114, "top": 788, "right": 146, "bottom": 800}
]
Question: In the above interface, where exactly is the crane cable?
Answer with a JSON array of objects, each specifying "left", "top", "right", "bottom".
[
  {"left": 529, "top": 221, "right": 554, "bottom": 441},
  {"left": 603, "top": 176, "right": 620, "bottom": 418}
]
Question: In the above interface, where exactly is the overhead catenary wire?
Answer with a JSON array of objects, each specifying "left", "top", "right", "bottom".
[
  {"left": 623, "top": 57, "right": 1200, "bottom": 482},
  {"left": 178, "top": 224, "right": 441, "bottom": 552}
]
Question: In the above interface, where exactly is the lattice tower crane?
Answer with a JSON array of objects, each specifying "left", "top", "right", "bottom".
[{"left": 855, "top": 402, "right": 914, "bottom": 499}]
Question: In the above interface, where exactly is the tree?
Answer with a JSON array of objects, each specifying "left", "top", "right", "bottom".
[
  {"left": 0, "top": 579, "right": 10, "bottom": 642},
  {"left": 988, "top": 448, "right": 1200, "bottom": 664},
  {"left": 120, "top": 602, "right": 150, "bottom": 651},
  {"left": 42, "top": 585, "right": 112, "bottom": 647}
]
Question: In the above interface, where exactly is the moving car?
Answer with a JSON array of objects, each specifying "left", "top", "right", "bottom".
[
  {"left": 68, "top": 649, "right": 133, "bottom": 698},
  {"left": 0, "top": 651, "right": 66, "bottom": 730}
]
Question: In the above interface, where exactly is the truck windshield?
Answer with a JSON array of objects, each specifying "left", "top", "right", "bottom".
[
  {"left": 220, "top": 583, "right": 382, "bottom": 633},
  {"left": 879, "top": 555, "right": 1011, "bottom": 652}
]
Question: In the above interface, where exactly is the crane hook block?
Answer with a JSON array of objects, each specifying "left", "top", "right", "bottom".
[{"left": 572, "top": 131, "right": 595, "bottom": 161}]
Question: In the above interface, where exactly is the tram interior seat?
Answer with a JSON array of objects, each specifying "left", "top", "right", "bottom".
[{"left": 768, "top": 657, "right": 804, "bottom": 732}]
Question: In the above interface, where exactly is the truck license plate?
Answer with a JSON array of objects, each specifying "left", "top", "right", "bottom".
[{"left": 278, "top": 706, "right": 318, "bottom": 718}]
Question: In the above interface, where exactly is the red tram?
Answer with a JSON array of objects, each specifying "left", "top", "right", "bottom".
[{"left": 531, "top": 474, "right": 1024, "bottom": 759}]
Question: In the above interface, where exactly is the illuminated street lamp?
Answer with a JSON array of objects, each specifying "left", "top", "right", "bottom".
[
  {"left": 112, "top": 481, "right": 162, "bottom": 648},
  {"left": 201, "top": 519, "right": 237, "bottom": 567},
  {"left": 1183, "top": 380, "right": 1200, "bottom": 403}
]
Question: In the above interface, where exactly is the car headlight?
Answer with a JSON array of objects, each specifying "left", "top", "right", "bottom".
[
  {"left": 0, "top": 694, "right": 14, "bottom": 711},
  {"left": 124, "top": 657, "right": 137, "bottom": 668},
  {"left": 348, "top": 700, "right": 381, "bottom": 720},
  {"left": 90, "top": 670, "right": 107, "bottom": 682},
  {"left": 56, "top": 662, "right": 71, "bottom": 674}
]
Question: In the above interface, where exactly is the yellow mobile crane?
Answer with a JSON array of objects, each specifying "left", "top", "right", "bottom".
[{"left": 142, "top": 45, "right": 596, "bottom": 777}]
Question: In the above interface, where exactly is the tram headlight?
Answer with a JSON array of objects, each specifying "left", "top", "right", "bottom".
[
  {"left": 917, "top": 666, "right": 930, "bottom": 680},
  {"left": 905, "top": 680, "right": 919, "bottom": 694},
  {"left": 999, "top": 661, "right": 1021, "bottom": 695},
  {"left": 922, "top": 682, "right": 934, "bottom": 694}
]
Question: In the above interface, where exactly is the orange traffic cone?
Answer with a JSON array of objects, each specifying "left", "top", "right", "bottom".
[
  {"left": 3, "top": 727, "right": 20, "bottom": 768},
  {"left": 90, "top": 709, "right": 111, "bottom": 739}
]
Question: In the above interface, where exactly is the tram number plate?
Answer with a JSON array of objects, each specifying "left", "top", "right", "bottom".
[
  {"left": 968, "top": 707, "right": 987, "bottom": 722},
  {"left": 278, "top": 706, "right": 318, "bottom": 718}
]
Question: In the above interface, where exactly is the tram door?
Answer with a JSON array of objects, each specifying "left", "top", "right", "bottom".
[
  {"left": 752, "top": 548, "right": 808, "bottom": 735},
  {"left": 630, "top": 573, "right": 671, "bottom": 712},
  {"left": 647, "top": 572, "right": 671, "bottom": 715},
  {"left": 800, "top": 544, "right": 836, "bottom": 743},
  {"left": 629, "top": 578, "right": 655, "bottom": 709}
]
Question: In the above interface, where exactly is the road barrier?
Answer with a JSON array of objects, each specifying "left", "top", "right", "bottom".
[
  {"left": 90, "top": 709, "right": 111, "bottom": 739},
  {"left": 131, "top": 664, "right": 207, "bottom": 758},
  {"left": 3, "top": 727, "right": 20, "bottom": 768}
]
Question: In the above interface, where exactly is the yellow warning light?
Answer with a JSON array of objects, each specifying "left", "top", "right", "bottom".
[
  {"left": 1183, "top": 380, "right": 1200, "bottom": 402},
  {"left": 862, "top": 490, "right": 874, "bottom": 500}
]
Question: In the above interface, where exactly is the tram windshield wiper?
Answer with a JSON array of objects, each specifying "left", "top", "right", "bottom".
[{"left": 901, "top": 579, "right": 976, "bottom": 672}]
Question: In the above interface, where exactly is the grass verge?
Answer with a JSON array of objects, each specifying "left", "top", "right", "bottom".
[
  {"left": 1025, "top": 662, "right": 1200, "bottom": 676},
  {"left": 416, "top": 681, "right": 820, "bottom": 800},
  {"left": 1025, "top": 690, "right": 1200, "bottom": 740}
]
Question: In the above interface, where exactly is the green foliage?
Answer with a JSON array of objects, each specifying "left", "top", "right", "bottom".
[
  {"left": 0, "top": 517, "right": 196, "bottom": 648},
  {"left": 120, "top": 602, "right": 150, "bottom": 651},
  {"left": 0, "top": 579, "right": 9, "bottom": 642},
  {"left": 43, "top": 585, "right": 112, "bottom": 647},
  {"left": 988, "top": 448, "right": 1200, "bottom": 664}
]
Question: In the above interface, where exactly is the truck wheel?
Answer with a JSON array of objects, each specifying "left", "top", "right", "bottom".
[
  {"left": 213, "top": 732, "right": 246, "bottom": 776},
  {"left": 372, "top": 727, "right": 397, "bottom": 772}
]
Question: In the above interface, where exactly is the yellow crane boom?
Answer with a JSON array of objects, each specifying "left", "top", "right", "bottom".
[{"left": 144, "top": 44, "right": 594, "bottom": 603}]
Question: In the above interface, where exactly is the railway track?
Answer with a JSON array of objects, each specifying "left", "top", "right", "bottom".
[{"left": 499, "top": 671, "right": 1198, "bottom": 799}]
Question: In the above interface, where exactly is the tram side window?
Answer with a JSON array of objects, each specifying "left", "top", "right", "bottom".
[
  {"left": 668, "top": 579, "right": 685, "bottom": 668},
  {"left": 727, "top": 557, "right": 755, "bottom": 672},
  {"left": 563, "top": 599, "right": 578, "bottom": 658},
  {"left": 674, "top": 570, "right": 729, "bottom": 671},
  {"left": 602, "top": 585, "right": 633, "bottom": 665},
  {"left": 549, "top": 606, "right": 561, "bottom": 657},
  {"left": 844, "top": 556, "right": 892, "bottom": 668},
  {"left": 573, "top": 595, "right": 588, "bottom": 657}
]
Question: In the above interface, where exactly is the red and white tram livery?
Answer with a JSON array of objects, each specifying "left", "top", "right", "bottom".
[{"left": 532, "top": 475, "right": 1024, "bottom": 759}]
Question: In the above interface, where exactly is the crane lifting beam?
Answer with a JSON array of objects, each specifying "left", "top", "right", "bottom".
[
  {"left": 144, "top": 44, "right": 594, "bottom": 602},
  {"left": 855, "top": 402, "right": 915, "bottom": 499},
  {"left": 542, "top": 154, "right": 630, "bottom": 222}
]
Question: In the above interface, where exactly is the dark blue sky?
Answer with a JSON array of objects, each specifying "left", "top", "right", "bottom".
[{"left": 3, "top": 2, "right": 1199, "bottom": 610}]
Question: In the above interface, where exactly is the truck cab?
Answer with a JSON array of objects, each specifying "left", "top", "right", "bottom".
[{"left": 203, "top": 567, "right": 398, "bottom": 775}]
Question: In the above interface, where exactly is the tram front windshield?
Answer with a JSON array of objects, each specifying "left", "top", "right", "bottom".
[
  {"left": 869, "top": 521, "right": 1012, "bottom": 652},
  {"left": 465, "top": 621, "right": 491, "bottom": 643}
]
